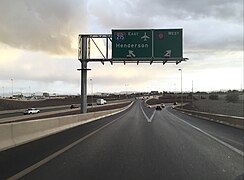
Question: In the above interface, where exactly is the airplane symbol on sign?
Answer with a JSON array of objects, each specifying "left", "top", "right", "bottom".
[{"left": 141, "top": 32, "right": 150, "bottom": 41}]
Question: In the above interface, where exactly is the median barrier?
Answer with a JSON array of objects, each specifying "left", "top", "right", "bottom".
[
  {"left": 0, "top": 124, "right": 14, "bottom": 150},
  {"left": 0, "top": 100, "right": 132, "bottom": 124},
  {"left": 0, "top": 101, "right": 133, "bottom": 152},
  {"left": 174, "top": 107, "right": 244, "bottom": 129}
]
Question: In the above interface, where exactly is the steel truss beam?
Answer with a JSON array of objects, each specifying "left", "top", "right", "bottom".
[{"left": 78, "top": 34, "right": 188, "bottom": 65}]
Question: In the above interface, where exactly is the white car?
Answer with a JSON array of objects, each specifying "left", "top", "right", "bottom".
[{"left": 24, "top": 108, "right": 40, "bottom": 115}]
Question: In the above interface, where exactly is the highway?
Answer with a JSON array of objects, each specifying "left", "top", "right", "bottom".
[
  {"left": 0, "top": 100, "right": 243, "bottom": 180},
  {"left": 0, "top": 106, "right": 70, "bottom": 119},
  {"left": 0, "top": 99, "right": 132, "bottom": 120},
  {"left": 0, "top": 101, "right": 132, "bottom": 123}
]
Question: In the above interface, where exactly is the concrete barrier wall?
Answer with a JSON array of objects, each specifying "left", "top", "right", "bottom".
[
  {"left": 0, "top": 102, "right": 133, "bottom": 152},
  {"left": 174, "top": 107, "right": 244, "bottom": 129},
  {"left": 0, "top": 124, "right": 14, "bottom": 149}
]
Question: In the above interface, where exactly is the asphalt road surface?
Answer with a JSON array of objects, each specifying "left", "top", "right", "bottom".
[
  {"left": 0, "top": 106, "right": 69, "bottom": 119},
  {"left": 0, "top": 100, "right": 131, "bottom": 120},
  {"left": 0, "top": 100, "right": 243, "bottom": 180}
]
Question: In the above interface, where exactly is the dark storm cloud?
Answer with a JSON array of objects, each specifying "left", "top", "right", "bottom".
[
  {"left": 149, "top": 0, "right": 242, "bottom": 22},
  {"left": 88, "top": 0, "right": 243, "bottom": 51},
  {"left": 0, "top": 0, "right": 87, "bottom": 55},
  {"left": 89, "top": 0, "right": 242, "bottom": 26}
]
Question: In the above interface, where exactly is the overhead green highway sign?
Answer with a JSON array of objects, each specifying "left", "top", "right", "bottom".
[
  {"left": 112, "top": 29, "right": 183, "bottom": 59},
  {"left": 153, "top": 29, "right": 182, "bottom": 58},
  {"left": 112, "top": 30, "right": 152, "bottom": 59}
]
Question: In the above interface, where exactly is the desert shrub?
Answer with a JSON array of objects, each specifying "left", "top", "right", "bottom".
[
  {"left": 209, "top": 94, "right": 219, "bottom": 100},
  {"left": 225, "top": 93, "right": 239, "bottom": 103}
]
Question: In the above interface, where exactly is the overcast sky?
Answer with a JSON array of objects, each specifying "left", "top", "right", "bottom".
[{"left": 0, "top": 0, "right": 243, "bottom": 95}]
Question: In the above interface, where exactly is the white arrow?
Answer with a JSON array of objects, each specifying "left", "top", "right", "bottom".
[
  {"left": 126, "top": 50, "right": 136, "bottom": 58},
  {"left": 164, "top": 50, "right": 171, "bottom": 58}
]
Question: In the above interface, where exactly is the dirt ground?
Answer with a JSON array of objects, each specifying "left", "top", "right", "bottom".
[{"left": 147, "top": 98, "right": 243, "bottom": 117}]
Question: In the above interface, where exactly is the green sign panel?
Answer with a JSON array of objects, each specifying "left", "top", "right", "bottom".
[
  {"left": 112, "top": 30, "right": 152, "bottom": 58},
  {"left": 112, "top": 29, "right": 182, "bottom": 59},
  {"left": 153, "top": 29, "right": 182, "bottom": 58}
]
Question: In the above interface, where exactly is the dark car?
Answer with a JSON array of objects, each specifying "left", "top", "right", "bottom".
[
  {"left": 173, "top": 102, "right": 178, "bottom": 105},
  {"left": 70, "top": 104, "right": 79, "bottom": 109},
  {"left": 156, "top": 105, "right": 162, "bottom": 111}
]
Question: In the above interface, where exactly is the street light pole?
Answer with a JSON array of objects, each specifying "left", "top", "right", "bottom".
[
  {"left": 2, "top": 86, "right": 4, "bottom": 98},
  {"left": 192, "top": 80, "right": 193, "bottom": 107},
  {"left": 29, "top": 86, "right": 31, "bottom": 97},
  {"left": 11, "top": 78, "right": 13, "bottom": 98},
  {"left": 178, "top": 69, "right": 183, "bottom": 108},
  {"left": 174, "top": 83, "right": 176, "bottom": 103},
  {"left": 90, "top": 78, "right": 93, "bottom": 107}
]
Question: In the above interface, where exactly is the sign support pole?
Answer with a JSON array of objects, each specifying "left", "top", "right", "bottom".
[{"left": 80, "top": 35, "right": 88, "bottom": 113}]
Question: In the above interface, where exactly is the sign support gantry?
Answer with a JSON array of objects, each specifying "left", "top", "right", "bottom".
[{"left": 78, "top": 30, "right": 188, "bottom": 113}]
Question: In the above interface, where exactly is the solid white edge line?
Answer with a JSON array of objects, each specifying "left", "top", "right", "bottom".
[
  {"left": 7, "top": 105, "right": 132, "bottom": 180},
  {"left": 165, "top": 109, "right": 244, "bottom": 157}
]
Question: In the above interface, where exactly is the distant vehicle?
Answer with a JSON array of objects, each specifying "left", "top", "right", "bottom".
[
  {"left": 173, "top": 102, "right": 178, "bottom": 105},
  {"left": 87, "top": 103, "right": 92, "bottom": 106},
  {"left": 156, "top": 106, "right": 162, "bottom": 111},
  {"left": 161, "top": 103, "right": 165, "bottom": 108},
  {"left": 24, "top": 108, "right": 40, "bottom": 115},
  {"left": 70, "top": 104, "right": 79, "bottom": 109},
  {"left": 96, "top": 99, "right": 107, "bottom": 105}
]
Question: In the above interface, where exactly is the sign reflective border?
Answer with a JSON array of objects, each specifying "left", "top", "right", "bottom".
[{"left": 112, "top": 29, "right": 183, "bottom": 59}]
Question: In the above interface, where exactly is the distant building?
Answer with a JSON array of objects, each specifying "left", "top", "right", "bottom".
[
  {"left": 101, "top": 93, "right": 109, "bottom": 97},
  {"left": 13, "top": 94, "right": 23, "bottom": 99},
  {"left": 150, "top": 91, "right": 159, "bottom": 95},
  {"left": 43, "top": 92, "right": 49, "bottom": 97}
]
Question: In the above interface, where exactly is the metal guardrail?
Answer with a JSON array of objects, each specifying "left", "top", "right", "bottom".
[{"left": 173, "top": 106, "right": 244, "bottom": 129}]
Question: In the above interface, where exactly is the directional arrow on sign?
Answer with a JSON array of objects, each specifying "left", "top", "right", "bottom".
[
  {"left": 126, "top": 50, "right": 136, "bottom": 58},
  {"left": 164, "top": 50, "right": 171, "bottom": 58}
]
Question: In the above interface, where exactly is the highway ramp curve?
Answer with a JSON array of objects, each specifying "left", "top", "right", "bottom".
[{"left": 0, "top": 100, "right": 243, "bottom": 180}]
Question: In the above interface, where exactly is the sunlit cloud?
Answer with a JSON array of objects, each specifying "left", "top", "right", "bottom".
[{"left": 0, "top": 0, "right": 243, "bottom": 94}]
